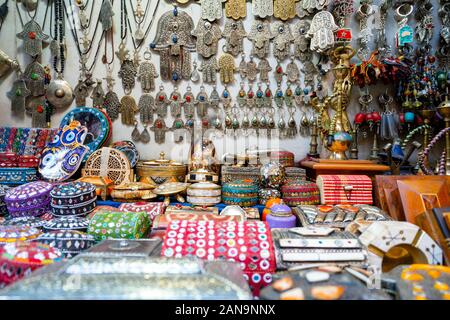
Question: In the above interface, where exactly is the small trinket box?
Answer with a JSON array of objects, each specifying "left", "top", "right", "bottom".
[
  {"left": 221, "top": 166, "right": 261, "bottom": 185},
  {"left": 187, "top": 182, "right": 222, "bottom": 207},
  {"left": 266, "top": 204, "right": 297, "bottom": 229},
  {"left": 118, "top": 202, "right": 165, "bottom": 221},
  {"left": 88, "top": 211, "right": 151, "bottom": 241},
  {"left": 35, "top": 230, "right": 95, "bottom": 258},
  {"left": 2, "top": 216, "right": 46, "bottom": 229},
  {"left": 0, "top": 168, "right": 38, "bottom": 186},
  {"left": 0, "top": 242, "right": 62, "bottom": 287},
  {"left": 5, "top": 181, "right": 53, "bottom": 217},
  {"left": 222, "top": 180, "right": 259, "bottom": 207},
  {"left": 0, "top": 185, "right": 10, "bottom": 216},
  {"left": 43, "top": 216, "right": 90, "bottom": 232},
  {"left": 258, "top": 188, "right": 281, "bottom": 205},
  {"left": 50, "top": 181, "right": 97, "bottom": 217},
  {"left": 284, "top": 167, "right": 306, "bottom": 183},
  {"left": 270, "top": 151, "right": 295, "bottom": 167},
  {"left": 281, "top": 181, "right": 320, "bottom": 207},
  {"left": 316, "top": 175, "right": 373, "bottom": 205}
]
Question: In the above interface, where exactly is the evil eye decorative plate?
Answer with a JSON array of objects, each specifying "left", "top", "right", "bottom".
[{"left": 60, "top": 107, "right": 111, "bottom": 161}]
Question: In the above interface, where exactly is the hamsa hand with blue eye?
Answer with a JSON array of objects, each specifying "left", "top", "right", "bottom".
[{"left": 38, "top": 120, "right": 90, "bottom": 182}]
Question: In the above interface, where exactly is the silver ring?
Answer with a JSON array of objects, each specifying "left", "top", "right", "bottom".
[{"left": 395, "top": 4, "right": 414, "bottom": 21}]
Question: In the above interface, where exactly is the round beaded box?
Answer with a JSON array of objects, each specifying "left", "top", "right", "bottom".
[
  {"left": 269, "top": 151, "right": 295, "bottom": 167},
  {"left": 43, "top": 216, "right": 90, "bottom": 232},
  {"left": 50, "top": 181, "right": 97, "bottom": 217},
  {"left": 222, "top": 180, "right": 259, "bottom": 207},
  {"left": 187, "top": 182, "right": 222, "bottom": 207},
  {"left": 266, "top": 204, "right": 297, "bottom": 229},
  {"left": 4, "top": 181, "right": 53, "bottom": 218},
  {"left": 258, "top": 188, "right": 282, "bottom": 205},
  {"left": 36, "top": 230, "right": 95, "bottom": 258},
  {"left": 0, "top": 242, "right": 62, "bottom": 287},
  {"left": 281, "top": 181, "right": 320, "bottom": 206},
  {"left": 2, "top": 216, "right": 46, "bottom": 229}
]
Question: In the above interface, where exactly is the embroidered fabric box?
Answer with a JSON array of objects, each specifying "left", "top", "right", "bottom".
[
  {"left": 50, "top": 181, "right": 97, "bottom": 217},
  {"left": 5, "top": 181, "right": 53, "bottom": 217},
  {"left": 269, "top": 151, "right": 295, "bottom": 167},
  {"left": 271, "top": 228, "right": 368, "bottom": 270},
  {"left": 161, "top": 220, "right": 276, "bottom": 296},
  {"left": 222, "top": 180, "right": 259, "bottom": 207},
  {"left": 0, "top": 168, "right": 38, "bottom": 186},
  {"left": 35, "top": 230, "right": 95, "bottom": 258},
  {"left": 0, "top": 242, "right": 62, "bottom": 288},
  {"left": 43, "top": 216, "right": 90, "bottom": 232},
  {"left": 88, "top": 211, "right": 151, "bottom": 241},
  {"left": 187, "top": 182, "right": 222, "bottom": 207},
  {"left": 281, "top": 181, "right": 320, "bottom": 207},
  {"left": 221, "top": 166, "right": 261, "bottom": 185},
  {"left": 284, "top": 167, "right": 306, "bottom": 183},
  {"left": 294, "top": 204, "right": 391, "bottom": 230},
  {"left": 0, "top": 153, "right": 17, "bottom": 167},
  {"left": 0, "top": 185, "right": 10, "bottom": 216},
  {"left": 2, "top": 216, "right": 46, "bottom": 229},
  {"left": 0, "top": 225, "right": 42, "bottom": 244},
  {"left": 118, "top": 202, "right": 165, "bottom": 221},
  {"left": 316, "top": 175, "right": 373, "bottom": 205},
  {"left": 83, "top": 239, "right": 162, "bottom": 258}
]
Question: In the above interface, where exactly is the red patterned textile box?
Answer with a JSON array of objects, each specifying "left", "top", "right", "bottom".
[
  {"left": 316, "top": 175, "right": 373, "bottom": 205},
  {"left": 162, "top": 220, "right": 276, "bottom": 296}
]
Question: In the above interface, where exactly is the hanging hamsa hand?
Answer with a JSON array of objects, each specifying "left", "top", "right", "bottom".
[
  {"left": 249, "top": 20, "right": 273, "bottom": 58},
  {"left": 192, "top": 20, "right": 222, "bottom": 58},
  {"left": 292, "top": 20, "right": 311, "bottom": 60},
  {"left": 17, "top": 20, "right": 49, "bottom": 57},
  {"left": 308, "top": 11, "right": 338, "bottom": 53},
  {"left": 272, "top": 22, "right": 293, "bottom": 61},
  {"left": 223, "top": 19, "right": 247, "bottom": 56},
  {"left": 138, "top": 49, "right": 159, "bottom": 92},
  {"left": 218, "top": 53, "right": 236, "bottom": 84}
]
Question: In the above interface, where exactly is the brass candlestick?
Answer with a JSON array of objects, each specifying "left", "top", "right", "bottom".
[{"left": 437, "top": 99, "right": 450, "bottom": 175}]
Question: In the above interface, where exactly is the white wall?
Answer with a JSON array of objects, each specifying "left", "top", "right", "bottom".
[{"left": 0, "top": 1, "right": 443, "bottom": 163}]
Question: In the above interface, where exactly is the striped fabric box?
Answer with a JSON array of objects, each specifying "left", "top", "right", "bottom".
[{"left": 316, "top": 175, "right": 373, "bottom": 205}]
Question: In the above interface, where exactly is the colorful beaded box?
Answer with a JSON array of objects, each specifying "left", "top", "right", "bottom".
[
  {"left": 2, "top": 216, "right": 46, "bottom": 229},
  {"left": 4, "top": 181, "right": 53, "bottom": 217},
  {"left": 281, "top": 181, "right": 321, "bottom": 207},
  {"left": 269, "top": 151, "right": 295, "bottom": 167},
  {"left": 118, "top": 202, "right": 165, "bottom": 222},
  {"left": 221, "top": 166, "right": 261, "bottom": 185},
  {"left": 222, "top": 180, "right": 259, "bottom": 207},
  {"left": 88, "top": 211, "right": 151, "bottom": 241},
  {"left": 43, "top": 216, "right": 90, "bottom": 232},
  {"left": 0, "top": 242, "right": 62, "bottom": 287},
  {"left": 36, "top": 230, "right": 95, "bottom": 258},
  {"left": 50, "top": 181, "right": 97, "bottom": 217}
]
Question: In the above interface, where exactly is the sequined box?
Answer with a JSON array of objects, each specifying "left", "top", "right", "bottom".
[
  {"left": 118, "top": 202, "right": 165, "bottom": 221},
  {"left": 222, "top": 180, "right": 259, "bottom": 207},
  {"left": 88, "top": 211, "right": 151, "bottom": 241},
  {"left": 50, "top": 181, "right": 97, "bottom": 217},
  {"left": 0, "top": 242, "right": 62, "bottom": 288},
  {"left": 35, "top": 230, "right": 95, "bottom": 258},
  {"left": 221, "top": 166, "right": 261, "bottom": 185},
  {"left": 281, "top": 181, "right": 320, "bottom": 206},
  {"left": 269, "top": 151, "right": 295, "bottom": 167},
  {"left": 0, "top": 185, "right": 10, "bottom": 216},
  {"left": 0, "top": 168, "right": 38, "bottom": 186},
  {"left": 4, "top": 181, "right": 53, "bottom": 217}
]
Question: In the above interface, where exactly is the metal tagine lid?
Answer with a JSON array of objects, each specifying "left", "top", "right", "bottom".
[{"left": 140, "top": 152, "right": 184, "bottom": 167}]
